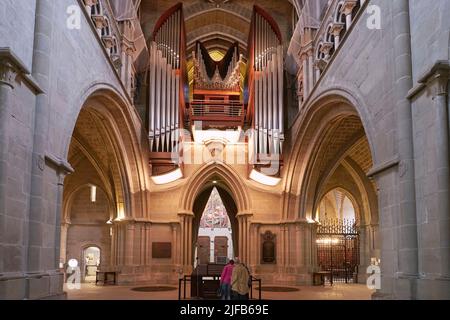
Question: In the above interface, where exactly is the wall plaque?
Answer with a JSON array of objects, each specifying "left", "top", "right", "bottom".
[
  {"left": 152, "top": 242, "right": 172, "bottom": 259},
  {"left": 261, "top": 231, "right": 276, "bottom": 264}
]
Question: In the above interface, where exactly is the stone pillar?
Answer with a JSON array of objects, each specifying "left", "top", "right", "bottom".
[
  {"left": 300, "top": 52, "right": 308, "bottom": 97},
  {"left": 419, "top": 63, "right": 450, "bottom": 281},
  {"left": 304, "top": 50, "right": 312, "bottom": 91},
  {"left": 237, "top": 212, "right": 252, "bottom": 264},
  {"left": 125, "top": 222, "right": 135, "bottom": 265},
  {"left": 178, "top": 211, "right": 194, "bottom": 273},
  {"left": 0, "top": 55, "right": 19, "bottom": 278},
  {"left": 144, "top": 223, "right": 152, "bottom": 265},
  {"left": 331, "top": 23, "right": 345, "bottom": 49},
  {"left": 392, "top": 0, "right": 419, "bottom": 298},
  {"left": 27, "top": 0, "right": 55, "bottom": 273},
  {"left": 59, "top": 223, "right": 70, "bottom": 267}
]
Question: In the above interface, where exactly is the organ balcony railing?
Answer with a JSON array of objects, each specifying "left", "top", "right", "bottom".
[{"left": 189, "top": 100, "right": 245, "bottom": 126}]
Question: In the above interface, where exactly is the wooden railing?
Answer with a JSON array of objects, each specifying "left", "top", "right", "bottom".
[{"left": 189, "top": 100, "right": 244, "bottom": 124}]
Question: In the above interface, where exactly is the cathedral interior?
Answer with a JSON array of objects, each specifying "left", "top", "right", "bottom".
[{"left": 0, "top": 0, "right": 449, "bottom": 300}]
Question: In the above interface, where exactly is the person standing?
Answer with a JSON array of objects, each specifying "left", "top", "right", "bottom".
[
  {"left": 220, "top": 260, "right": 234, "bottom": 300},
  {"left": 231, "top": 258, "right": 250, "bottom": 300}
]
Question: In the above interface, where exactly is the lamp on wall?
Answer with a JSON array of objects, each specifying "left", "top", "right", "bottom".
[
  {"left": 90, "top": 185, "right": 97, "bottom": 202},
  {"left": 116, "top": 202, "right": 125, "bottom": 221}
]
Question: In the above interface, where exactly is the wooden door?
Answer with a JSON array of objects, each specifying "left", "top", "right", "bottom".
[{"left": 198, "top": 236, "right": 211, "bottom": 264}]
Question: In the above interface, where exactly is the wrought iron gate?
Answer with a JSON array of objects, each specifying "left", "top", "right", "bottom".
[{"left": 316, "top": 219, "right": 360, "bottom": 283}]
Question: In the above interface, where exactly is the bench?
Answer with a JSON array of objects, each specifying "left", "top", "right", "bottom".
[
  {"left": 96, "top": 271, "right": 118, "bottom": 285},
  {"left": 313, "top": 271, "right": 333, "bottom": 286}
]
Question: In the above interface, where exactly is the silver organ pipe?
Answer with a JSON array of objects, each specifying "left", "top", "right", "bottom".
[
  {"left": 149, "top": 5, "right": 184, "bottom": 153},
  {"left": 250, "top": 7, "right": 284, "bottom": 165}
]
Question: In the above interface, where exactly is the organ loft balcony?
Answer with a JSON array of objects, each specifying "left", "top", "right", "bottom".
[{"left": 188, "top": 41, "right": 245, "bottom": 130}]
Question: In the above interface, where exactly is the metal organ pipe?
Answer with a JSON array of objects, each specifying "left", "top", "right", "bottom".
[
  {"left": 251, "top": 10, "right": 284, "bottom": 162},
  {"left": 149, "top": 6, "right": 184, "bottom": 154}
]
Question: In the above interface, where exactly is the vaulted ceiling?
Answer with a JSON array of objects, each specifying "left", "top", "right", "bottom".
[{"left": 139, "top": 0, "right": 294, "bottom": 58}]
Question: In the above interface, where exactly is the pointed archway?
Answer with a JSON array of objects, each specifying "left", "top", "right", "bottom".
[{"left": 177, "top": 161, "right": 252, "bottom": 272}]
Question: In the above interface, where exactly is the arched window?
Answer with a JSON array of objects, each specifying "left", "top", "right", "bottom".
[
  {"left": 101, "top": 18, "right": 111, "bottom": 37},
  {"left": 91, "top": 2, "right": 102, "bottom": 16},
  {"left": 110, "top": 37, "right": 118, "bottom": 55},
  {"left": 316, "top": 188, "right": 358, "bottom": 223},
  {"left": 325, "top": 24, "right": 335, "bottom": 57}
]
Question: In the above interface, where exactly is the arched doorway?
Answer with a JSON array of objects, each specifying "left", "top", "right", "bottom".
[
  {"left": 83, "top": 246, "right": 101, "bottom": 282},
  {"left": 192, "top": 184, "right": 239, "bottom": 267},
  {"left": 196, "top": 187, "right": 235, "bottom": 265},
  {"left": 285, "top": 93, "right": 380, "bottom": 285},
  {"left": 178, "top": 162, "right": 251, "bottom": 273},
  {"left": 60, "top": 88, "right": 148, "bottom": 283}
]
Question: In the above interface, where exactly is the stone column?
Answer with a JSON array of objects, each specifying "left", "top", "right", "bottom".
[
  {"left": 170, "top": 223, "right": 178, "bottom": 266},
  {"left": 392, "top": 0, "right": 419, "bottom": 298},
  {"left": 237, "top": 212, "right": 252, "bottom": 264},
  {"left": 0, "top": 56, "right": 18, "bottom": 276},
  {"left": 419, "top": 63, "right": 450, "bottom": 280},
  {"left": 27, "top": 0, "right": 55, "bottom": 273},
  {"left": 307, "top": 48, "right": 314, "bottom": 94},
  {"left": 59, "top": 222, "right": 70, "bottom": 267},
  {"left": 178, "top": 211, "right": 194, "bottom": 273},
  {"left": 144, "top": 223, "right": 152, "bottom": 265},
  {"left": 331, "top": 23, "right": 345, "bottom": 49},
  {"left": 300, "top": 52, "right": 308, "bottom": 97}
]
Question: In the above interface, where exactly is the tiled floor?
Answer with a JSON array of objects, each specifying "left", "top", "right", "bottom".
[{"left": 65, "top": 283, "right": 374, "bottom": 300}]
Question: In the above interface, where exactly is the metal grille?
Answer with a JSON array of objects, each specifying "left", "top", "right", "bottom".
[{"left": 316, "top": 218, "right": 360, "bottom": 284}]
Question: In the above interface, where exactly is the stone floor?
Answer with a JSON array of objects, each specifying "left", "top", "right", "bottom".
[{"left": 65, "top": 283, "right": 374, "bottom": 300}]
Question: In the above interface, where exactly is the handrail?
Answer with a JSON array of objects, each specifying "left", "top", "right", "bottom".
[{"left": 178, "top": 274, "right": 262, "bottom": 300}]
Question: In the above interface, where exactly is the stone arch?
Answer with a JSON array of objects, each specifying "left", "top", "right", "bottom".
[
  {"left": 283, "top": 88, "right": 378, "bottom": 221},
  {"left": 179, "top": 161, "right": 251, "bottom": 214},
  {"left": 63, "top": 84, "right": 148, "bottom": 220},
  {"left": 316, "top": 186, "right": 361, "bottom": 222}
]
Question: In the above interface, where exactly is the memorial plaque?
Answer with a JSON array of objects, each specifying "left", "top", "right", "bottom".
[
  {"left": 152, "top": 242, "right": 172, "bottom": 258},
  {"left": 261, "top": 231, "right": 276, "bottom": 264}
]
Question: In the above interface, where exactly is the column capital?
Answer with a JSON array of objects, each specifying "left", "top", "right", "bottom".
[
  {"left": 91, "top": 14, "right": 107, "bottom": 29},
  {"left": 330, "top": 22, "right": 345, "bottom": 36},
  {"left": 236, "top": 211, "right": 253, "bottom": 217},
  {"left": 83, "top": 0, "right": 98, "bottom": 6},
  {"left": 122, "top": 39, "right": 136, "bottom": 56},
  {"left": 418, "top": 61, "right": 450, "bottom": 97},
  {"left": 0, "top": 48, "right": 29, "bottom": 88},
  {"left": 341, "top": 0, "right": 358, "bottom": 15},
  {"left": 178, "top": 210, "right": 194, "bottom": 217}
]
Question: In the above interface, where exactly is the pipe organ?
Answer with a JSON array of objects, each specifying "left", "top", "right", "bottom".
[
  {"left": 247, "top": 6, "right": 284, "bottom": 171},
  {"left": 190, "top": 41, "right": 244, "bottom": 128},
  {"left": 149, "top": 4, "right": 186, "bottom": 155},
  {"left": 148, "top": 4, "right": 285, "bottom": 178}
]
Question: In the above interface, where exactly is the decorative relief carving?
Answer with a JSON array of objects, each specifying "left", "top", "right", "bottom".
[{"left": 0, "top": 61, "right": 17, "bottom": 88}]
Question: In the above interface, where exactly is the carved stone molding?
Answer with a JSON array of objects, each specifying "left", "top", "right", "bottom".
[
  {"left": 330, "top": 22, "right": 345, "bottom": 36},
  {"left": 83, "top": 0, "right": 98, "bottom": 7},
  {"left": 341, "top": 0, "right": 358, "bottom": 15},
  {"left": 0, "top": 61, "right": 17, "bottom": 88},
  {"left": 418, "top": 61, "right": 450, "bottom": 97},
  {"left": 0, "top": 48, "right": 30, "bottom": 89},
  {"left": 91, "top": 14, "right": 107, "bottom": 29}
]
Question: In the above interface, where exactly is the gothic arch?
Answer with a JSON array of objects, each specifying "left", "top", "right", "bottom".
[
  {"left": 63, "top": 84, "right": 149, "bottom": 219},
  {"left": 179, "top": 161, "right": 251, "bottom": 214},
  {"left": 283, "top": 88, "right": 377, "bottom": 221}
]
